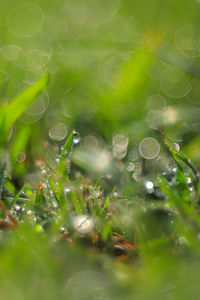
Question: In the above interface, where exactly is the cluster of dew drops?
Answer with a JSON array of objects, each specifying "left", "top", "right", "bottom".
[
  {"left": 41, "top": 129, "right": 81, "bottom": 194},
  {"left": 9, "top": 130, "right": 81, "bottom": 232}
]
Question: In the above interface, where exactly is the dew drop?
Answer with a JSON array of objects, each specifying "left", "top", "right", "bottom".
[
  {"left": 55, "top": 154, "right": 60, "bottom": 163},
  {"left": 60, "top": 226, "right": 68, "bottom": 234},
  {"left": 73, "top": 131, "right": 81, "bottom": 145},
  {"left": 186, "top": 177, "right": 192, "bottom": 184},
  {"left": 41, "top": 169, "right": 47, "bottom": 176},
  {"left": 52, "top": 202, "right": 58, "bottom": 210},
  {"left": 169, "top": 160, "right": 177, "bottom": 173},
  {"left": 64, "top": 187, "right": 71, "bottom": 194},
  {"left": 14, "top": 205, "right": 22, "bottom": 213},
  {"left": 173, "top": 143, "right": 180, "bottom": 152},
  {"left": 126, "top": 162, "right": 134, "bottom": 172},
  {"left": 113, "top": 190, "right": 119, "bottom": 197},
  {"left": 145, "top": 181, "right": 154, "bottom": 193}
]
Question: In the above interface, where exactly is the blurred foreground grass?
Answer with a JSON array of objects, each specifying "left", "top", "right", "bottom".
[{"left": 1, "top": 0, "right": 200, "bottom": 299}]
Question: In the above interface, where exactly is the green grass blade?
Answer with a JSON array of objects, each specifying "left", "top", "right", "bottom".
[
  {"left": 158, "top": 130, "right": 198, "bottom": 186},
  {"left": 4, "top": 72, "right": 49, "bottom": 132},
  {"left": 57, "top": 130, "right": 74, "bottom": 175}
]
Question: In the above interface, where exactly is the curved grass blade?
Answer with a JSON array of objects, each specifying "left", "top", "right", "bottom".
[
  {"left": 158, "top": 130, "right": 198, "bottom": 184},
  {"left": 0, "top": 72, "right": 49, "bottom": 146}
]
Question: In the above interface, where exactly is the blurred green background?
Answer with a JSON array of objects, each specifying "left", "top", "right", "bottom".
[
  {"left": 1, "top": 0, "right": 200, "bottom": 299},
  {"left": 1, "top": 0, "right": 200, "bottom": 183}
]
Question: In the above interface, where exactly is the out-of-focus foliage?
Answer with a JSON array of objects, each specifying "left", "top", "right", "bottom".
[{"left": 1, "top": 0, "right": 200, "bottom": 299}]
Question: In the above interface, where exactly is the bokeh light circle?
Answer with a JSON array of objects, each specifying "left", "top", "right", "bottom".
[
  {"left": 13, "top": 49, "right": 51, "bottom": 72},
  {"left": 175, "top": 24, "right": 200, "bottom": 57},
  {"left": 0, "top": 45, "right": 22, "bottom": 61},
  {"left": 146, "top": 110, "right": 165, "bottom": 129},
  {"left": 186, "top": 79, "right": 200, "bottom": 106},
  {"left": 147, "top": 94, "right": 166, "bottom": 111},
  {"left": 139, "top": 137, "right": 160, "bottom": 159},
  {"left": 48, "top": 123, "right": 67, "bottom": 142},
  {"left": 0, "top": 70, "right": 9, "bottom": 84},
  {"left": 7, "top": 2, "right": 44, "bottom": 38},
  {"left": 73, "top": 215, "right": 94, "bottom": 234},
  {"left": 160, "top": 65, "right": 191, "bottom": 98}
]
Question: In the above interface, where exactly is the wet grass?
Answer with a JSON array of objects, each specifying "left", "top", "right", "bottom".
[
  {"left": 1, "top": 0, "right": 200, "bottom": 298},
  {"left": 1, "top": 104, "right": 200, "bottom": 299}
]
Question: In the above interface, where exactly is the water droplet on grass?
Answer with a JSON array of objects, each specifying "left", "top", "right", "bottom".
[
  {"left": 41, "top": 168, "right": 47, "bottom": 175},
  {"left": 173, "top": 143, "right": 180, "bottom": 152},
  {"left": 169, "top": 160, "right": 177, "bottom": 173},
  {"left": 73, "top": 131, "right": 81, "bottom": 144},
  {"left": 126, "top": 162, "right": 134, "bottom": 172},
  {"left": 52, "top": 202, "right": 58, "bottom": 210},
  {"left": 186, "top": 177, "right": 192, "bottom": 184},
  {"left": 64, "top": 187, "right": 71, "bottom": 194},
  {"left": 14, "top": 205, "right": 22, "bottom": 212},
  {"left": 55, "top": 155, "right": 60, "bottom": 163},
  {"left": 60, "top": 226, "right": 68, "bottom": 234},
  {"left": 145, "top": 181, "right": 154, "bottom": 193}
]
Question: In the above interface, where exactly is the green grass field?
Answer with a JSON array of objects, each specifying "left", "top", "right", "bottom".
[{"left": 1, "top": 0, "right": 200, "bottom": 299}]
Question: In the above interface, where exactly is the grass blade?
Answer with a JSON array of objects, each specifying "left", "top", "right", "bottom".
[
  {"left": 57, "top": 130, "right": 74, "bottom": 175},
  {"left": 3, "top": 72, "right": 49, "bottom": 135}
]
